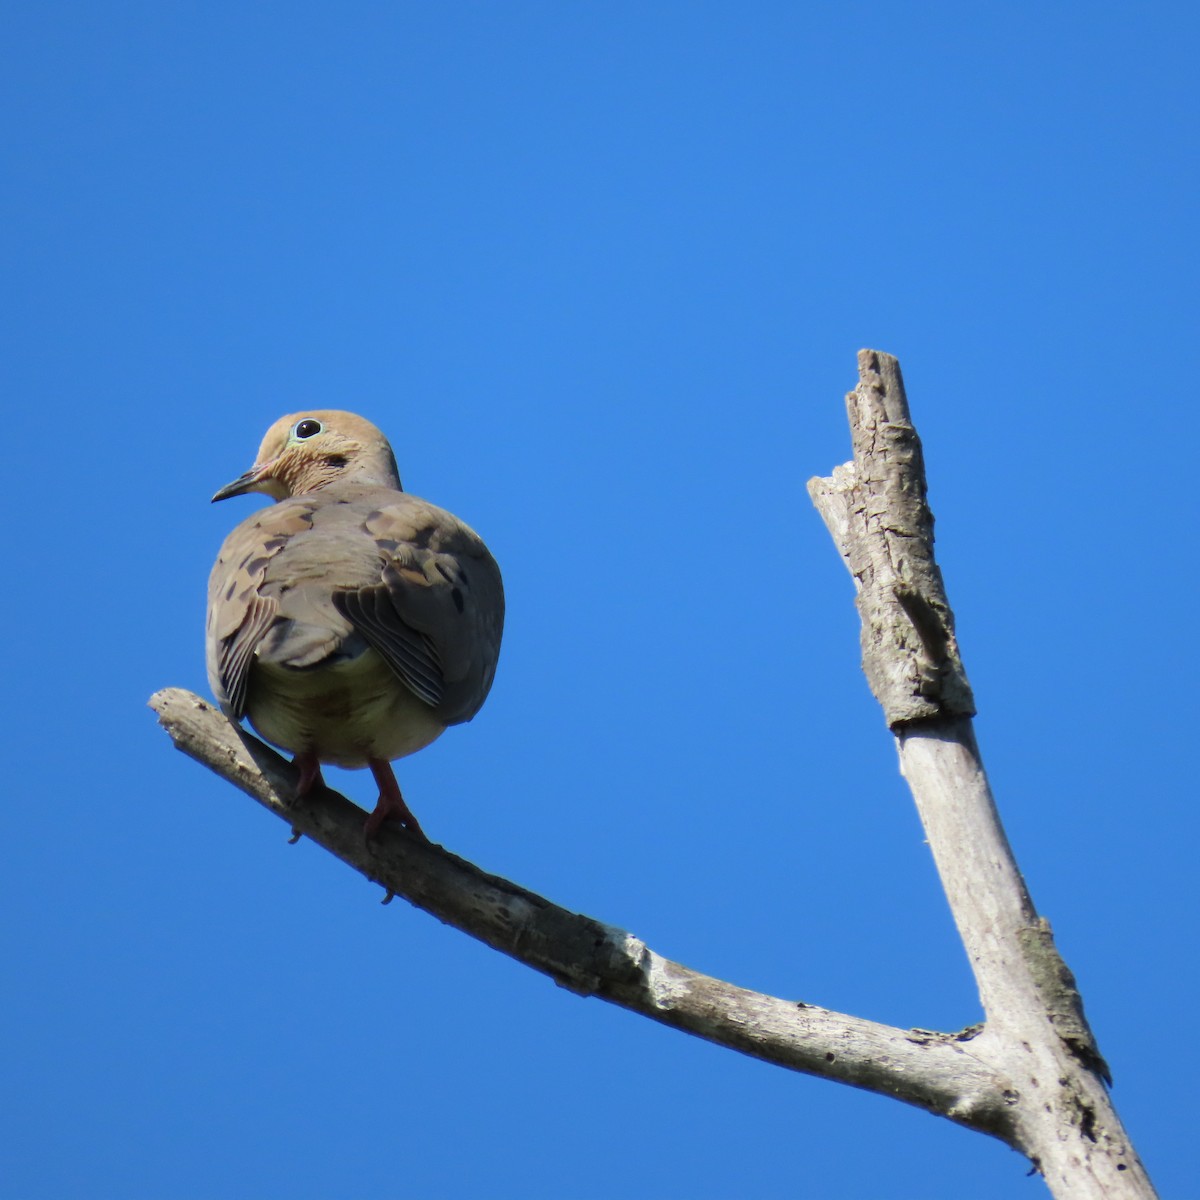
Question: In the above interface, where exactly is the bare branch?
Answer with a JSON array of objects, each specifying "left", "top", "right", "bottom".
[
  {"left": 808, "top": 350, "right": 1155, "bottom": 1199},
  {"left": 149, "top": 685, "right": 1012, "bottom": 1138}
]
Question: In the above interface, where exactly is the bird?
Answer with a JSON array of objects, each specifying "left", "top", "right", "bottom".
[{"left": 205, "top": 410, "right": 504, "bottom": 839}]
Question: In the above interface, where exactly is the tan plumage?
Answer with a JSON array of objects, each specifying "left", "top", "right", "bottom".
[{"left": 205, "top": 410, "right": 504, "bottom": 837}]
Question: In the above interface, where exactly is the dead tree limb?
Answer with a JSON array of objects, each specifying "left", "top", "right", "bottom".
[
  {"left": 149, "top": 684, "right": 1011, "bottom": 1135},
  {"left": 808, "top": 350, "right": 1154, "bottom": 1198},
  {"left": 151, "top": 348, "right": 1154, "bottom": 1197}
]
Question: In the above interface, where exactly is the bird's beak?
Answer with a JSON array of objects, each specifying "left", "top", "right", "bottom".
[{"left": 212, "top": 464, "right": 271, "bottom": 503}]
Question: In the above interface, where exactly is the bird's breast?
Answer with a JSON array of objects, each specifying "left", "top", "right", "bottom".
[{"left": 244, "top": 648, "right": 446, "bottom": 769}]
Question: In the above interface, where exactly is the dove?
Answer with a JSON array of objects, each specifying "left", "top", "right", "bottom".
[{"left": 206, "top": 410, "right": 504, "bottom": 839}]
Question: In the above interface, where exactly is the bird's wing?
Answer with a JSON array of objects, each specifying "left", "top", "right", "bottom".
[
  {"left": 332, "top": 494, "right": 505, "bottom": 725},
  {"left": 205, "top": 501, "right": 317, "bottom": 716}
]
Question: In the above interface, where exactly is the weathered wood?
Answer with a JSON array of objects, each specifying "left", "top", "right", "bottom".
[
  {"left": 809, "top": 350, "right": 1155, "bottom": 1199},
  {"left": 807, "top": 350, "right": 974, "bottom": 725},
  {"left": 150, "top": 685, "right": 1012, "bottom": 1136}
]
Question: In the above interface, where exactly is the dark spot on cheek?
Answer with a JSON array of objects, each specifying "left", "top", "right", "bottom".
[
  {"left": 326, "top": 455, "right": 348, "bottom": 469},
  {"left": 451, "top": 587, "right": 464, "bottom": 614}
]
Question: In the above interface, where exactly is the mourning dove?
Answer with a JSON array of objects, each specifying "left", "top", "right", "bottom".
[{"left": 206, "top": 411, "right": 504, "bottom": 839}]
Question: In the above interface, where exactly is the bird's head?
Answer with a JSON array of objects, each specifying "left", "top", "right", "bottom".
[{"left": 212, "top": 411, "right": 402, "bottom": 502}]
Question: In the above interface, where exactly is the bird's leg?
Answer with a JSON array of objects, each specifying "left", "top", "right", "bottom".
[
  {"left": 366, "top": 760, "right": 428, "bottom": 841},
  {"left": 293, "top": 752, "right": 325, "bottom": 798}
]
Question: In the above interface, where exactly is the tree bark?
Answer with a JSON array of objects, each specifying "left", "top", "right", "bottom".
[
  {"left": 807, "top": 350, "right": 1154, "bottom": 1198},
  {"left": 149, "top": 685, "right": 1012, "bottom": 1136},
  {"left": 151, "top": 348, "right": 1156, "bottom": 1197}
]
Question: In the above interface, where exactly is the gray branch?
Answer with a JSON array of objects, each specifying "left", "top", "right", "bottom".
[
  {"left": 151, "top": 348, "right": 1155, "bottom": 1198},
  {"left": 150, "top": 685, "right": 1011, "bottom": 1137},
  {"left": 808, "top": 350, "right": 1154, "bottom": 1199}
]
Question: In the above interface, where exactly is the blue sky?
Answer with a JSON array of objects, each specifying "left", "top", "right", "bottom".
[{"left": 3, "top": 3, "right": 1195, "bottom": 1197}]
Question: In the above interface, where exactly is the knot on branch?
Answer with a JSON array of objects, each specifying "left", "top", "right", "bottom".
[{"left": 1018, "top": 918, "right": 1112, "bottom": 1086}]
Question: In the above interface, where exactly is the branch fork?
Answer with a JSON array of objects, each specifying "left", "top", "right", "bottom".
[{"left": 152, "top": 349, "right": 1154, "bottom": 1199}]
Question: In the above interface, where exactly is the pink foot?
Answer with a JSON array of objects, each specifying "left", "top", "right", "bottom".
[
  {"left": 366, "top": 760, "right": 427, "bottom": 841},
  {"left": 293, "top": 752, "right": 326, "bottom": 799}
]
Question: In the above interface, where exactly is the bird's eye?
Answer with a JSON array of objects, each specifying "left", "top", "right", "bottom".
[{"left": 293, "top": 418, "right": 323, "bottom": 440}]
